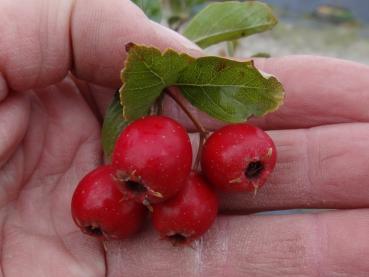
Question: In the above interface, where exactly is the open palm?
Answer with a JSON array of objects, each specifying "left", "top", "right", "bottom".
[{"left": 1, "top": 1, "right": 369, "bottom": 276}]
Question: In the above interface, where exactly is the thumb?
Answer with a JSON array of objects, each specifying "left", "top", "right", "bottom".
[
  {"left": 71, "top": 0, "right": 202, "bottom": 87},
  {"left": 0, "top": 0, "right": 201, "bottom": 91}
]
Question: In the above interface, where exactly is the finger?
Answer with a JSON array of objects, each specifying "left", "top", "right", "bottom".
[
  {"left": 0, "top": 93, "right": 30, "bottom": 168},
  {"left": 0, "top": 0, "right": 200, "bottom": 91},
  {"left": 72, "top": 0, "right": 200, "bottom": 88},
  {"left": 105, "top": 209, "right": 369, "bottom": 277},
  {"left": 250, "top": 56, "right": 369, "bottom": 129},
  {"left": 188, "top": 122, "right": 369, "bottom": 212},
  {"left": 0, "top": 0, "right": 74, "bottom": 90},
  {"left": 163, "top": 56, "right": 369, "bottom": 131}
]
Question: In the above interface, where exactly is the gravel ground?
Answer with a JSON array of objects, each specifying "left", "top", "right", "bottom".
[{"left": 206, "top": 20, "right": 369, "bottom": 65}]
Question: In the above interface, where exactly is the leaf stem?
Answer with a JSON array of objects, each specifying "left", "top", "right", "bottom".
[
  {"left": 165, "top": 88, "right": 208, "bottom": 171},
  {"left": 165, "top": 88, "right": 207, "bottom": 134}
]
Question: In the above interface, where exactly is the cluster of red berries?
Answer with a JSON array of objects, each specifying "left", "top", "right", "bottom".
[{"left": 71, "top": 115, "right": 276, "bottom": 245}]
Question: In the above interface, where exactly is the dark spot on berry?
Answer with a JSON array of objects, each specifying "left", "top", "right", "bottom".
[
  {"left": 84, "top": 226, "right": 103, "bottom": 237},
  {"left": 126, "top": 181, "right": 147, "bottom": 194},
  {"left": 167, "top": 233, "right": 187, "bottom": 245},
  {"left": 245, "top": 161, "right": 264, "bottom": 179}
]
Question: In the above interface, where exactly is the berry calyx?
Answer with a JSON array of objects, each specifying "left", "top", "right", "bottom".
[
  {"left": 152, "top": 172, "right": 218, "bottom": 245},
  {"left": 71, "top": 165, "right": 147, "bottom": 240},
  {"left": 201, "top": 123, "right": 277, "bottom": 192},
  {"left": 112, "top": 115, "right": 192, "bottom": 204}
]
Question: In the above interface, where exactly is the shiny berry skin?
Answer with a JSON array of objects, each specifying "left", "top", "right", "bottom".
[
  {"left": 152, "top": 172, "right": 218, "bottom": 245},
  {"left": 112, "top": 115, "right": 192, "bottom": 204},
  {"left": 71, "top": 165, "right": 147, "bottom": 240},
  {"left": 201, "top": 123, "right": 276, "bottom": 192}
]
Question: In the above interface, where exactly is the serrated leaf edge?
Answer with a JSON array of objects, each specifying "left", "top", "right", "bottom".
[{"left": 119, "top": 43, "right": 284, "bottom": 121}]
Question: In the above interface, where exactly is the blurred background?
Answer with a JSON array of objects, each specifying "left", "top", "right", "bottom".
[
  {"left": 226, "top": 0, "right": 369, "bottom": 64},
  {"left": 135, "top": 0, "right": 369, "bottom": 64}
]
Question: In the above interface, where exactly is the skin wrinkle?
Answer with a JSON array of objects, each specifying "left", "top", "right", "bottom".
[
  {"left": 0, "top": 0, "right": 74, "bottom": 91},
  {"left": 0, "top": 94, "right": 30, "bottom": 169},
  {"left": 311, "top": 213, "right": 325, "bottom": 277},
  {"left": 0, "top": 148, "right": 25, "bottom": 209},
  {"left": 37, "top": 0, "right": 72, "bottom": 88},
  {"left": 71, "top": 77, "right": 105, "bottom": 124},
  {"left": 88, "top": 84, "right": 115, "bottom": 118},
  {"left": 68, "top": 0, "right": 77, "bottom": 75},
  {"left": 203, "top": 215, "right": 311, "bottom": 276},
  {"left": 27, "top": 81, "right": 98, "bottom": 180},
  {"left": 14, "top": 93, "right": 55, "bottom": 195},
  {"left": 303, "top": 128, "right": 316, "bottom": 206},
  {"left": 324, "top": 211, "right": 369, "bottom": 276},
  {"left": 0, "top": 206, "right": 10, "bottom": 277},
  {"left": 34, "top": 0, "right": 45, "bottom": 89},
  {"left": 0, "top": 74, "right": 8, "bottom": 102}
]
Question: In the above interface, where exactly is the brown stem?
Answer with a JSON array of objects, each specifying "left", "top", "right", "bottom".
[
  {"left": 165, "top": 88, "right": 208, "bottom": 171},
  {"left": 194, "top": 132, "right": 208, "bottom": 171},
  {"left": 165, "top": 89, "right": 207, "bottom": 134}
]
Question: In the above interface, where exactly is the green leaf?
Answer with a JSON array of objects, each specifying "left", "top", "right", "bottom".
[
  {"left": 101, "top": 91, "right": 131, "bottom": 161},
  {"left": 182, "top": 1, "right": 277, "bottom": 48},
  {"left": 178, "top": 58, "right": 283, "bottom": 122},
  {"left": 120, "top": 44, "right": 284, "bottom": 123},
  {"left": 132, "top": 0, "right": 162, "bottom": 22},
  {"left": 120, "top": 43, "right": 192, "bottom": 121}
]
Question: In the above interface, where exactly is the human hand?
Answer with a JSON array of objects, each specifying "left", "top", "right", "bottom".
[{"left": 1, "top": 0, "right": 369, "bottom": 276}]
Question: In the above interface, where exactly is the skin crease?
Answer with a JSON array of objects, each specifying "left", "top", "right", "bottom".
[{"left": 0, "top": 0, "right": 369, "bottom": 276}]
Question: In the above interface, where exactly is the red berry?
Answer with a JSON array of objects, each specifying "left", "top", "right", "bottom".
[
  {"left": 112, "top": 115, "right": 192, "bottom": 204},
  {"left": 152, "top": 172, "right": 218, "bottom": 245},
  {"left": 201, "top": 123, "right": 276, "bottom": 192},
  {"left": 71, "top": 165, "right": 147, "bottom": 240}
]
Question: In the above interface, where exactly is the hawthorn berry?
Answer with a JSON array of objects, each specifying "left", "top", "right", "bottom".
[
  {"left": 71, "top": 165, "right": 147, "bottom": 240},
  {"left": 152, "top": 172, "right": 218, "bottom": 245},
  {"left": 201, "top": 123, "right": 276, "bottom": 192},
  {"left": 112, "top": 115, "right": 192, "bottom": 204}
]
